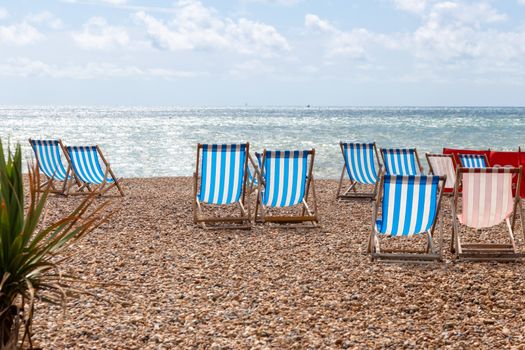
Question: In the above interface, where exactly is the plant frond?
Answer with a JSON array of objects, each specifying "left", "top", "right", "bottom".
[{"left": 0, "top": 139, "right": 113, "bottom": 348}]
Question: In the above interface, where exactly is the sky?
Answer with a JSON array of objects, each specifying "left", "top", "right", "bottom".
[{"left": 0, "top": 0, "right": 525, "bottom": 106}]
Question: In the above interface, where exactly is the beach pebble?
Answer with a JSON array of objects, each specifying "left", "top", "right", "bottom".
[{"left": 28, "top": 178, "right": 525, "bottom": 348}]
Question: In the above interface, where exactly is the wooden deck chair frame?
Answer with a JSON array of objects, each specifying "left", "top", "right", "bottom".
[
  {"left": 336, "top": 142, "right": 383, "bottom": 200},
  {"left": 380, "top": 148, "right": 424, "bottom": 175},
  {"left": 368, "top": 175, "right": 446, "bottom": 263},
  {"left": 451, "top": 167, "right": 524, "bottom": 262},
  {"left": 193, "top": 143, "right": 251, "bottom": 230},
  {"left": 247, "top": 152, "right": 262, "bottom": 194},
  {"left": 28, "top": 138, "right": 78, "bottom": 195},
  {"left": 63, "top": 145, "right": 124, "bottom": 197},
  {"left": 254, "top": 149, "right": 318, "bottom": 228},
  {"left": 457, "top": 153, "right": 490, "bottom": 168},
  {"left": 426, "top": 153, "right": 457, "bottom": 197}
]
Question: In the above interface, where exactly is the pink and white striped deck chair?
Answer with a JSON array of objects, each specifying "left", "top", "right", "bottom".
[
  {"left": 426, "top": 153, "right": 456, "bottom": 195},
  {"left": 452, "top": 167, "right": 524, "bottom": 261}
]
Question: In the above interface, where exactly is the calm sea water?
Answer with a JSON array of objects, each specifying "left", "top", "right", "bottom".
[{"left": 1, "top": 106, "right": 524, "bottom": 178}]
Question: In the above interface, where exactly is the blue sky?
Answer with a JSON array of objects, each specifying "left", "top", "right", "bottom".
[{"left": 1, "top": 0, "right": 525, "bottom": 106}]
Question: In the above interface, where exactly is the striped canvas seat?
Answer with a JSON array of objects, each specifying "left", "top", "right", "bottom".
[
  {"left": 459, "top": 168, "right": 514, "bottom": 229},
  {"left": 452, "top": 167, "right": 523, "bottom": 261},
  {"left": 197, "top": 144, "right": 247, "bottom": 205},
  {"left": 426, "top": 154, "right": 456, "bottom": 192},
  {"left": 193, "top": 143, "right": 250, "bottom": 229},
  {"left": 458, "top": 154, "right": 487, "bottom": 168},
  {"left": 341, "top": 143, "right": 378, "bottom": 185},
  {"left": 67, "top": 146, "right": 114, "bottom": 185},
  {"left": 261, "top": 150, "right": 309, "bottom": 207},
  {"left": 375, "top": 175, "right": 440, "bottom": 236},
  {"left": 30, "top": 139, "right": 69, "bottom": 181},
  {"left": 381, "top": 148, "right": 422, "bottom": 175},
  {"left": 369, "top": 174, "right": 445, "bottom": 262},
  {"left": 255, "top": 149, "right": 318, "bottom": 226}
]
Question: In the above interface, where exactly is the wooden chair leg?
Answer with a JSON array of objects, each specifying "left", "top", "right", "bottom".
[
  {"left": 254, "top": 191, "right": 261, "bottom": 223},
  {"left": 193, "top": 173, "right": 198, "bottom": 224},
  {"left": 114, "top": 179, "right": 125, "bottom": 196},
  {"left": 450, "top": 224, "right": 456, "bottom": 253},
  {"left": 518, "top": 200, "right": 525, "bottom": 242},
  {"left": 336, "top": 166, "right": 345, "bottom": 199},
  {"left": 426, "top": 231, "right": 434, "bottom": 253}
]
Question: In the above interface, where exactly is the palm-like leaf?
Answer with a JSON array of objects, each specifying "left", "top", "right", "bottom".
[{"left": 0, "top": 141, "right": 111, "bottom": 349}]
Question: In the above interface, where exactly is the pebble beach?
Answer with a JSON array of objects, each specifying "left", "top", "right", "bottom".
[
  {"left": 29, "top": 177, "right": 525, "bottom": 349},
  {"left": 5, "top": 0, "right": 525, "bottom": 347}
]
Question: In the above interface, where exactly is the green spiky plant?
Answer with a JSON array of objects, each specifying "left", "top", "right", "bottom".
[{"left": 0, "top": 142, "right": 111, "bottom": 349}]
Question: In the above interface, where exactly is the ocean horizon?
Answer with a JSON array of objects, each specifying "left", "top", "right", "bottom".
[{"left": 2, "top": 105, "right": 524, "bottom": 179}]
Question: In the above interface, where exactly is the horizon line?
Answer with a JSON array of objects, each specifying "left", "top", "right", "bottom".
[{"left": 1, "top": 104, "right": 525, "bottom": 109}]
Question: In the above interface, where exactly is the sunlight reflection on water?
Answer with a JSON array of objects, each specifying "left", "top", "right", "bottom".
[{"left": 1, "top": 106, "right": 524, "bottom": 178}]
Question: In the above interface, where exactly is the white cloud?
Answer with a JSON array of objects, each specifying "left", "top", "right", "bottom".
[
  {"left": 0, "top": 11, "right": 62, "bottom": 47},
  {"left": 133, "top": 0, "right": 290, "bottom": 55},
  {"left": 100, "top": 0, "right": 127, "bottom": 4},
  {"left": 414, "top": 2, "right": 508, "bottom": 60},
  {"left": 132, "top": 9, "right": 224, "bottom": 51},
  {"left": 305, "top": 14, "right": 399, "bottom": 59},
  {"left": 72, "top": 16, "right": 129, "bottom": 49},
  {"left": 26, "top": 11, "right": 63, "bottom": 29},
  {"left": 147, "top": 68, "right": 203, "bottom": 78},
  {"left": 244, "top": 0, "right": 303, "bottom": 6},
  {"left": 0, "top": 7, "right": 8, "bottom": 20},
  {"left": 0, "top": 57, "right": 201, "bottom": 79},
  {"left": 0, "top": 22, "right": 42, "bottom": 45},
  {"left": 392, "top": 1, "right": 507, "bottom": 23},
  {"left": 393, "top": 0, "right": 427, "bottom": 14},
  {"left": 518, "top": 0, "right": 525, "bottom": 5},
  {"left": 303, "top": 3, "right": 525, "bottom": 83},
  {"left": 394, "top": 1, "right": 525, "bottom": 81},
  {"left": 62, "top": 0, "right": 127, "bottom": 4},
  {"left": 226, "top": 18, "right": 290, "bottom": 55},
  {"left": 304, "top": 14, "right": 336, "bottom": 33},
  {"left": 430, "top": 2, "right": 506, "bottom": 27}
]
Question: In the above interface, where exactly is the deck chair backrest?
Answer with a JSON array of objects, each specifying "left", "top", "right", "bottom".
[
  {"left": 459, "top": 168, "right": 519, "bottom": 229},
  {"left": 66, "top": 146, "right": 112, "bottom": 185},
  {"left": 426, "top": 154, "right": 456, "bottom": 190},
  {"left": 377, "top": 175, "right": 441, "bottom": 236},
  {"left": 341, "top": 143, "right": 379, "bottom": 185},
  {"left": 30, "top": 139, "right": 68, "bottom": 181},
  {"left": 458, "top": 154, "right": 488, "bottom": 168},
  {"left": 198, "top": 144, "right": 247, "bottom": 205},
  {"left": 261, "top": 150, "right": 311, "bottom": 207},
  {"left": 381, "top": 148, "right": 421, "bottom": 175}
]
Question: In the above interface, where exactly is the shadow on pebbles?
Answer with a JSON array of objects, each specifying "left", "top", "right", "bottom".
[{"left": 30, "top": 178, "right": 525, "bottom": 349}]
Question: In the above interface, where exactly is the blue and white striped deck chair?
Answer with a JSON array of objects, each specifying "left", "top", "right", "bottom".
[
  {"left": 369, "top": 174, "right": 446, "bottom": 262},
  {"left": 458, "top": 154, "right": 489, "bottom": 168},
  {"left": 29, "top": 139, "right": 72, "bottom": 194},
  {"left": 193, "top": 143, "right": 251, "bottom": 229},
  {"left": 254, "top": 149, "right": 318, "bottom": 226},
  {"left": 65, "top": 145, "right": 124, "bottom": 196},
  {"left": 337, "top": 142, "right": 382, "bottom": 199},
  {"left": 381, "top": 148, "right": 423, "bottom": 176}
]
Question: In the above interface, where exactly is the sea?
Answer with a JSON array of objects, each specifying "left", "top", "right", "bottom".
[{"left": 1, "top": 106, "right": 524, "bottom": 178}]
